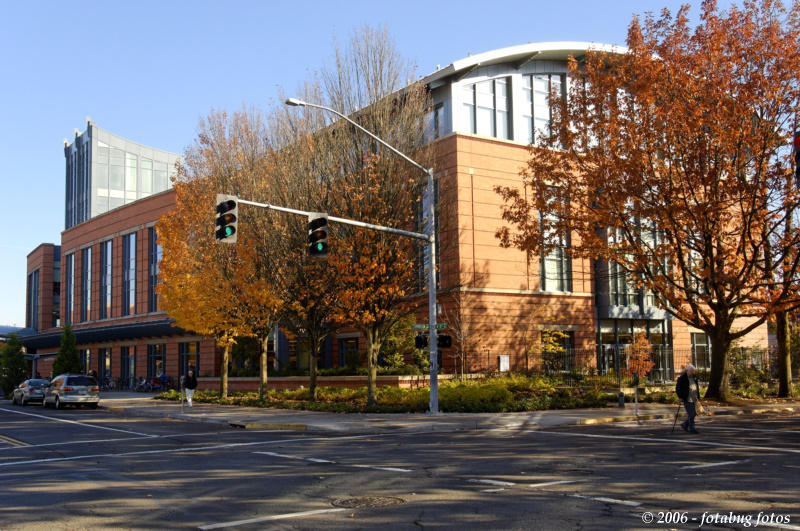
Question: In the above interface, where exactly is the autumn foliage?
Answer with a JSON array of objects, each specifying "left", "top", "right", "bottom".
[{"left": 496, "top": 0, "right": 800, "bottom": 400}]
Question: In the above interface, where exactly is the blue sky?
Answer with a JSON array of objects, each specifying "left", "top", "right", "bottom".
[{"left": 0, "top": 0, "right": 728, "bottom": 326}]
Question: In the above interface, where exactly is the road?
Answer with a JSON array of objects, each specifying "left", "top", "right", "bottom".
[{"left": 0, "top": 402, "right": 798, "bottom": 530}]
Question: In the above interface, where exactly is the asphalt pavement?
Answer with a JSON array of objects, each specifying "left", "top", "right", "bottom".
[
  {"left": 96, "top": 391, "right": 800, "bottom": 434},
  {"left": 0, "top": 398, "right": 798, "bottom": 530}
]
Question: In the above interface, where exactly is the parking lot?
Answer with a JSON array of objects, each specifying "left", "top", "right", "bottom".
[{"left": 0, "top": 402, "right": 798, "bottom": 530}]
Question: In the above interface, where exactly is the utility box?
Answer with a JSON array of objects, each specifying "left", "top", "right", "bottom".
[{"left": 498, "top": 355, "right": 510, "bottom": 372}]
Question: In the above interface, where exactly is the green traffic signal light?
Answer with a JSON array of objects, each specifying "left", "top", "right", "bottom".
[
  {"left": 215, "top": 194, "right": 239, "bottom": 243},
  {"left": 307, "top": 213, "right": 329, "bottom": 258}
]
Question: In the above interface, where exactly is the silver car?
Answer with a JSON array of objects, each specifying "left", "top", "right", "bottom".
[
  {"left": 11, "top": 379, "right": 50, "bottom": 405},
  {"left": 43, "top": 374, "right": 100, "bottom": 409}
]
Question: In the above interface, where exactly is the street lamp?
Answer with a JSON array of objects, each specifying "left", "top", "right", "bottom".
[{"left": 285, "top": 97, "right": 441, "bottom": 414}]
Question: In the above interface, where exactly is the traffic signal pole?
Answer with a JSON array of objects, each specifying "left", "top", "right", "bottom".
[
  {"left": 236, "top": 193, "right": 440, "bottom": 414},
  {"left": 266, "top": 96, "right": 442, "bottom": 414}
]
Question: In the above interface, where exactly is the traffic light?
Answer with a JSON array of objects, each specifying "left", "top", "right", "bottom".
[
  {"left": 794, "top": 131, "right": 800, "bottom": 190},
  {"left": 307, "top": 213, "right": 329, "bottom": 257},
  {"left": 215, "top": 194, "right": 238, "bottom": 243},
  {"left": 415, "top": 334, "right": 428, "bottom": 349},
  {"left": 414, "top": 334, "right": 451, "bottom": 349}
]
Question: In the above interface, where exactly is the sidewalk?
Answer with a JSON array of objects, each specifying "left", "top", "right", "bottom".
[{"left": 98, "top": 392, "right": 800, "bottom": 434}]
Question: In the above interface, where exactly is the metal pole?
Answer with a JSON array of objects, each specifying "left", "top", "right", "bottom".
[
  {"left": 284, "top": 97, "right": 440, "bottom": 414},
  {"left": 426, "top": 168, "right": 439, "bottom": 414},
  {"left": 238, "top": 199, "right": 427, "bottom": 242}
]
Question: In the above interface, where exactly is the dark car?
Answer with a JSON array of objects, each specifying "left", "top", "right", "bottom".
[
  {"left": 42, "top": 374, "right": 100, "bottom": 409},
  {"left": 11, "top": 379, "right": 50, "bottom": 405}
]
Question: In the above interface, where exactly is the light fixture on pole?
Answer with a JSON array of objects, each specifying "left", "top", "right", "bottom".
[{"left": 285, "top": 97, "right": 440, "bottom": 414}]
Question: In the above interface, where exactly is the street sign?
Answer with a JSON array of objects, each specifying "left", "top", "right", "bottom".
[{"left": 413, "top": 323, "right": 446, "bottom": 330}]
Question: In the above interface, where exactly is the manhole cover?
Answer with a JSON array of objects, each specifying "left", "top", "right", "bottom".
[{"left": 331, "top": 496, "right": 405, "bottom": 509}]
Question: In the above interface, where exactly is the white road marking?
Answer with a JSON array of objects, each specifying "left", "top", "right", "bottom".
[
  {"left": 0, "top": 407, "right": 155, "bottom": 437},
  {"left": 569, "top": 494, "right": 641, "bottom": 507},
  {"left": 534, "top": 430, "right": 800, "bottom": 454},
  {"left": 467, "top": 478, "right": 516, "bottom": 487},
  {"left": 0, "top": 431, "right": 432, "bottom": 470},
  {"left": 528, "top": 480, "right": 579, "bottom": 488},
  {"left": 695, "top": 425, "right": 800, "bottom": 434},
  {"left": 198, "top": 508, "right": 347, "bottom": 530},
  {"left": 680, "top": 460, "right": 748, "bottom": 469},
  {"left": 254, "top": 451, "right": 412, "bottom": 472},
  {"left": 0, "top": 430, "right": 264, "bottom": 452},
  {"left": 256, "top": 451, "right": 335, "bottom": 464},
  {"left": 350, "top": 464, "right": 413, "bottom": 472},
  {"left": 480, "top": 488, "right": 506, "bottom": 493}
]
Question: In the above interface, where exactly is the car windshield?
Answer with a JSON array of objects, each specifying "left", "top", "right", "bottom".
[
  {"left": 29, "top": 379, "right": 49, "bottom": 386},
  {"left": 68, "top": 376, "right": 97, "bottom": 386}
]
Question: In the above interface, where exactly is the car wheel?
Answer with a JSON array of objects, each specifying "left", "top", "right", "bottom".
[
  {"left": 54, "top": 396, "right": 61, "bottom": 410},
  {"left": 21, "top": 396, "right": 28, "bottom": 406},
  {"left": 11, "top": 394, "right": 17, "bottom": 405}
]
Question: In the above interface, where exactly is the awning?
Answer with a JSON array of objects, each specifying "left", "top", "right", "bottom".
[{"left": 21, "top": 319, "right": 189, "bottom": 353}]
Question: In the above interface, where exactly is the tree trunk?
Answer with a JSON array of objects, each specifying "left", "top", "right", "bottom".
[
  {"left": 220, "top": 344, "right": 230, "bottom": 400},
  {"left": 365, "top": 327, "right": 380, "bottom": 407},
  {"left": 776, "top": 311, "right": 793, "bottom": 398},
  {"left": 259, "top": 335, "right": 269, "bottom": 399},
  {"left": 309, "top": 340, "right": 319, "bottom": 402},
  {"left": 704, "top": 331, "right": 731, "bottom": 401}
]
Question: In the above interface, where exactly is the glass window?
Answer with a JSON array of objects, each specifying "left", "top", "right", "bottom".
[
  {"left": 125, "top": 152, "right": 137, "bottom": 192},
  {"left": 691, "top": 333, "right": 711, "bottom": 369},
  {"left": 141, "top": 158, "right": 153, "bottom": 194},
  {"left": 540, "top": 214, "right": 571, "bottom": 293},
  {"left": 81, "top": 349, "right": 91, "bottom": 374},
  {"left": 27, "top": 270, "right": 40, "bottom": 330},
  {"left": 338, "top": 338, "right": 358, "bottom": 367},
  {"left": 120, "top": 346, "right": 135, "bottom": 389},
  {"left": 80, "top": 247, "right": 91, "bottom": 322},
  {"left": 109, "top": 149, "right": 125, "bottom": 191},
  {"left": 147, "top": 344, "right": 166, "bottom": 379},
  {"left": 523, "top": 73, "right": 566, "bottom": 144},
  {"left": 64, "top": 253, "right": 74, "bottom": 325},
  {"left": 122, "top": 233, "right": 136, "bottom": 316},
  {"left": 99, "top": 348, "right": 111, "bottom": 383},
  {"left": 153, "top": 161, "right": 168, "bottom": 192},
  {"left": 148, "top": 227, "right": 162, "bottom": 312},
  {"left": 424, "top": 103, "right": 445, "bottom": 142},
  {"left": 179, "top": 342, "right": 199, "bottom": 377},
  {"left": 462, "top": 77, "right": 511, "bottom": 140},
  {"left": 100, "top": 240, "right": 112, "bottom": 319}
]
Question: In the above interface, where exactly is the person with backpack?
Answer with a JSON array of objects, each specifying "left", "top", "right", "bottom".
[{"left": 676, "top": 364, "right": 701, "bottom": 434}]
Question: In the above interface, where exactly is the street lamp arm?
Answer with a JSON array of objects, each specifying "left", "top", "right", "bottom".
[
  {"left": 285, "top": 98, "right": 431, "bottom": 177},
  {"left": 284, "top": 96, "right": 440, "bottom": 415}
]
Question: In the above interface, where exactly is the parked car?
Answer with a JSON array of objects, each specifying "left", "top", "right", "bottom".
[
  {"left": 11, "top": 379, "right": 50, "bottom": 405},
  {"left": 42, "top": 374, "right": 100, "bottom": 409}
]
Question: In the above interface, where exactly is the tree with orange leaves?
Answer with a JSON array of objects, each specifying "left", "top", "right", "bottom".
[
  {"left": 158, "top": 110, "right": 283, "bottom": 399},
  {"left": 496, "top": 0, "right": 800, "bottom": 401}
]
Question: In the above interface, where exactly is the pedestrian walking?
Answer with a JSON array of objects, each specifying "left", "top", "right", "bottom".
[
  {"left": 675, "top": 364, "right": 701, "bottom": 434},
  {"left": 184, "top": 368, "right": 198, "bottom": 407}
]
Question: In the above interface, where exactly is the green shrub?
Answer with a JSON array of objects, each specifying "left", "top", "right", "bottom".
[{"left": 439, "top": 382, "right": 514, "bottom": 412}]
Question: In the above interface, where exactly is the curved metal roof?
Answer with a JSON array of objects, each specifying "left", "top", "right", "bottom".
[{"left": 422, "top": 41, "right": 628, "bottom": 85}]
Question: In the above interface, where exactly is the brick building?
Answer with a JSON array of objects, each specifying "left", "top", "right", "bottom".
[{"left": 21, "top": 43, "right": 769, "bottom": 386}]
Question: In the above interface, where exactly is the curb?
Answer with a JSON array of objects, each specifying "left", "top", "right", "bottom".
[
  {"left": 99, "top": 402, "right": 800, "bottom": 432},
  {"left": 579, "top": 414, "right": 669, "bottom": 425},
  {"left": 576, "top": 405, "right": 800, "bottom": 426}
]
